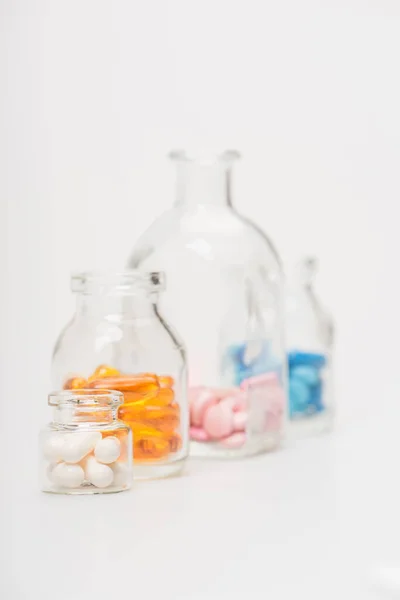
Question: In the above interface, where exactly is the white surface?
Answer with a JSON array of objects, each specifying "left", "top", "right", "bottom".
[
  {"left": 3, "top": 402, "right": 400, "bottom": 600},
  {"left": 2, "top": 1, "right": 400, "bottom": 598}
]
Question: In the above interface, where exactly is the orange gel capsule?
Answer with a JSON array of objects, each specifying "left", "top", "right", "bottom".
[
  {"left": 88, "top": 364, "right": 120, "bottom": 381},
  {"left": 123, "top": 423, "right": 180, "bottom": 461},
  {"left": 134, "top": 437, "right": 171, "bottom": 460},
  {"left": 122, "top": 386, "right": 160, "bottom": 405},
  {"left": 167, "top": 431, "right": 182, "bottom": 453},
  {"left": 89, "top": 374, "right": 159, "bottom": 394},
  {"left": 156, "top": 387, "right": 175, "bottom": 404},
  {"left": 127, "top": 423, "right": 167, "bottom": 439},
  {"left": 158, "top": 375, "right": 174, "bottom": 389},
  {"left": 63, "top": 377, "right": 88, "bottom": 390},
  {"left": 120, "top": 386, "right": 173, "bottom": 410},
  {"left": 120, "top": 404, "right": 180, "bottom": 433}
]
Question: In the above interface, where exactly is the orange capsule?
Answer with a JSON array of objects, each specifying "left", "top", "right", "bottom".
[
  {"left": 88, "top": 364, "right": 120, "bottom": 381},
  {"left": 89, "top": 374, "right": 159, "bottom": 394},
  {"left": 63, "top": 377, "right": 88, "bottom": 390},
  {"left": 158, "top": 375, "right": 174, "bottom": 389},
  {"left": 127, "top": 423, "right": 167, "bottom": 439},
  {"left": 167, "top": 431, "right": 182, "bottom": 453},
  {"left": 120, "top": 387, "right": 172, "bottom": 411},
  {"left": 156, "top": 387, "right": 175, "bottom": 404},
  {"left": 120, "top": 404, "right": 180, "bottom": 433},
  {"left": 126, "top": 423, "right": 182, "bottom": 460},
  {"left": 122, "top": 386, "right": 160, "bottom": 405},
  {"left": 134, "top": 437, "right": 171, "bottom": 461}
]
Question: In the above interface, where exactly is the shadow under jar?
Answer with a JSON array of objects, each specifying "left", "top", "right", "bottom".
[
  {"left": 51, "top": 271, "right": 188, "bottom": 480},
  {"left": 40, "top": 389, "right": 132, "bottom": 494}
]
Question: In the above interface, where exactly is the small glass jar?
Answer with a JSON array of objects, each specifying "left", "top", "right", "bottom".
[
  {"left": 51, "top": 271, "right": 188, "bottom": 480},
  {"left": 128, "top": 151, "right": 286, "bottom": 458},
  {"left": 285, "top": 257, "right": 334, "bottom": 436},
  {"left": 40, "top": 389, "right": 132, "bottom": 494}
]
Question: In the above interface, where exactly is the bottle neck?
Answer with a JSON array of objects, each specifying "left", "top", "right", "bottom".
[
  {"left": 75, "top": 292, "right": 157, "bottom": 320},
  {"left": 52, "top": 405, "right": 117, "bottom": 426},
  {"left": 174, "top": 160, "right": 234, "bottom": 208}
]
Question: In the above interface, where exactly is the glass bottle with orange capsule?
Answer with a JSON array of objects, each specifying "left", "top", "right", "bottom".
[{"left": 52, "top": 271, "right": 188, "bottom": 479}]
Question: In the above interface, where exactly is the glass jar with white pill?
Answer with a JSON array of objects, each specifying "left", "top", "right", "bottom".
[
  {"left": 40, "top": 389, "right": 133, "bottom": 494},
  {"left": 285, "top": 257, "right": 334, "bottom": 437}
]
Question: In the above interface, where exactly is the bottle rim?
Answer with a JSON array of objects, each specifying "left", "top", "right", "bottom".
[
  {"left": 48, "top": 389, "right": 124, "bottom": 408},
  {"left": 70, "top": 270, "right": 165, "bottom": 294}
]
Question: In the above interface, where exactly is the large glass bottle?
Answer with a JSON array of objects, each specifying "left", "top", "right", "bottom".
[
  {"left": 127, "top": 151, "right": 286, "bottom": 457},
  {"left": 51, "top": 271, "right": 188, "bottom": 479},
  {"left": 285, "top": 257, "right": 334, "bottom": 436}
]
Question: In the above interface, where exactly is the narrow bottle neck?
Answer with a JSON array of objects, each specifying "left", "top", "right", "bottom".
[
  {"left": 75, "top": 293, "right": 157, "bottom": 320},
  {"left": 174, "top": 161, "right": 233, "bottom": 208},
  {"left": 53, "top": 406, "right": 117, "bottom": 426}
]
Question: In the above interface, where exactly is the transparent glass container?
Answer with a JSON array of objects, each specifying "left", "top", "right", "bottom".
[
  {"left": 285, "top": 257, "right": 334, "bottom": 436},
  {"left": 127, "top": 150, "right": 286, "bottom": 458},
  {"left": 40, "top": 390, "right": 132, "bottom": 494},
  {"left": 51, "top": 271, "right": 188, "bottom": 480}
]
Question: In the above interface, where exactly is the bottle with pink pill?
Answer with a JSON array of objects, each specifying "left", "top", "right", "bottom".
[
  {"left": 285, "top": 257, "right": 334, "bottom": 437},
  {"left": 128, "top": 150, "right": 287, "bottom": 458}
]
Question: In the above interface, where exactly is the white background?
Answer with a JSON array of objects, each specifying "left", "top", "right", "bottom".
[{"left": 1, "top": 1, "right": 400, "bottom": 599}]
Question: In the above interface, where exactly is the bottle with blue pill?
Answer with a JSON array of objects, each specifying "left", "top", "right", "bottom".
[{"left": 285, "top": 257, "right": 334, "bottom": 435}]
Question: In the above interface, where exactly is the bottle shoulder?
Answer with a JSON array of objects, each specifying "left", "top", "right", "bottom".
[{"left": 128, "top": 206, "right": 282, "bottom": 271}]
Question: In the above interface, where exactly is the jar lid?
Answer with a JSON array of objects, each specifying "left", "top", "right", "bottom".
[
  {"left": 70, "top": 270, "right": 165, "bottom": 294},
  {"left": 48, "top": 389, "right": 124, "bottom": 408}
]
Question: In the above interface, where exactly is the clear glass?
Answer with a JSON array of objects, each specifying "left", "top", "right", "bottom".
[
  {"left": 127, "top": 150, "right": 286, "bottom": 458},
  {"left": 51, "top": 271, "right": 188, "bottom": 479},
  {"left": 40, "top": 390, "right": 132, "bottom": 494},
  {"left": 285, "top": 257, "right": 334, "bottom": 436}
]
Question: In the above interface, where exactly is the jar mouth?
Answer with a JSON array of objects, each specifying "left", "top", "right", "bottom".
[
  {"left": 71, "top": 270, "right": 165, "bottom": 294},
  {"left": 169, "top": 149, "right": 240, "bottom": 165},
  {"left": 48, "top": 389, "right": 124, "bottom": 408}
]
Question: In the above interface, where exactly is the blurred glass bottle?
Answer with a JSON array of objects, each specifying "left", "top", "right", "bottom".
[
  {"left": 127, "top": 150, "right": 286, "bottom": 458},
  {"left": 285, "top": 257, "right": 334, "bottom": 435}
]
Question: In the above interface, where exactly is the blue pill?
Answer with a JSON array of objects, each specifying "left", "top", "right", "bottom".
[
  {"left": 308, "top": 382, "right": 324, "bottom": 413},
  {"left": 290, "top": 365, "right": 320, "bottom": 386},
  {"left": 288, "top": 351, "right": 326, "bottom": 370},
  {"left": 289, "top": 377, "right": 310, "bottom": 417}
]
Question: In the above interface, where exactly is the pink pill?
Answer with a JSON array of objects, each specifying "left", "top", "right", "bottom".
[
  {"left": 219, "top": 394, "right": 246, "bottom": 413},
  {"left": 203, "top": 402, "right": 234, "bottom": 439},
  {"left": 219, "top": 432, "right": 246, "bottom": 448},
  {"left": 190, "top": 387, "right": 218, "bottom": 427},
  {"left": 190, "top": 426, "right": 210, "bottom": 442},
  {"left": 213, "top": 387, "right": 242, "bottom": 399},
  {"left": 232, "top": 411, "right": 247, "bottom": 431}
]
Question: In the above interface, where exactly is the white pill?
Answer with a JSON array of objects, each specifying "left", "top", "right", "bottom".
[
  {"left": 62, "top": 431, "right": 102, "bottom": 463},
  {"left": 84, "top": 456, "right": 114, "bottom": 488},
  {"left": 51, "top": 462, "right": 85, "bottom": 489},
  {"left": 94, "top": 436, "right": 121, "bottom": 464},
  {"left": 111, "top": 462, "right": 131, "bottom": 488},
  {"left": 43, "top": 433, "right": 66, "bottom": 462}
]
